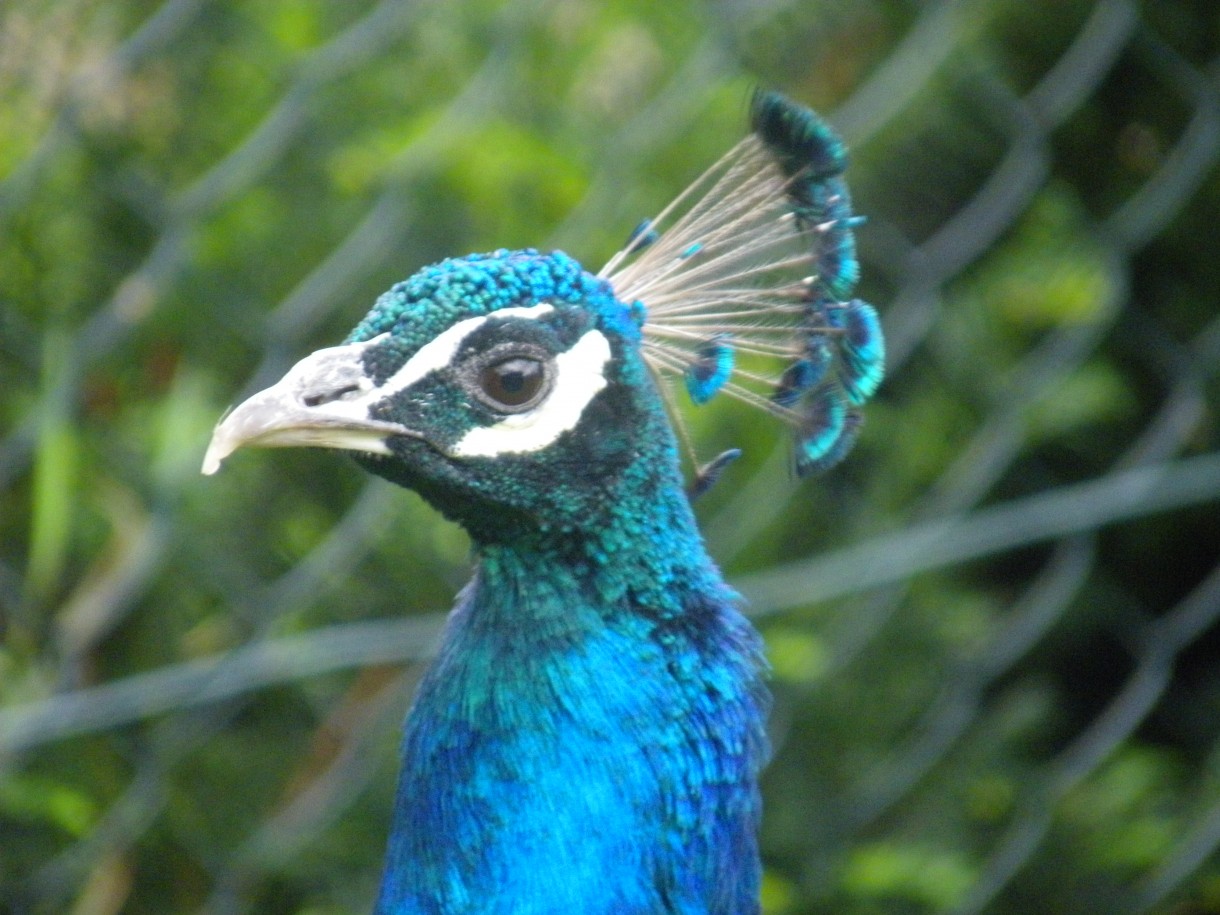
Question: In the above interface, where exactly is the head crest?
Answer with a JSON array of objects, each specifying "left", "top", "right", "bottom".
[{"left": 600, "top": 90, "right": 884, "bottom": 476}]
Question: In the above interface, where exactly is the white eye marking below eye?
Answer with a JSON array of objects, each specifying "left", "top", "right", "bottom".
[{"left": 451, "top": 329, "right": 611, "bottom": 458}]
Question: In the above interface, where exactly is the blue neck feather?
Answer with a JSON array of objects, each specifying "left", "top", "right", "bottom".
[{"left": 375, "top": 459, "right": 769, "bottom": 914}]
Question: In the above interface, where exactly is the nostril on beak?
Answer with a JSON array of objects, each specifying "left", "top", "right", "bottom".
[{"left": 303, "top": 383, "right": 361, "bottom": 408}]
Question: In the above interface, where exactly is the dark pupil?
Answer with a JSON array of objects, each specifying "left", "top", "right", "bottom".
[{"left": 481, "top": 357, "right": 544, "bottom": 407}]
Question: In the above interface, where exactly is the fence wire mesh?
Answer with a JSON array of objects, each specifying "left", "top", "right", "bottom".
[{"left": 2, "top": 0, "right": 1219, "bottom": 913}]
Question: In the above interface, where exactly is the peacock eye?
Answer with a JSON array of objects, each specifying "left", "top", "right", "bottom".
[{"left": 477, "top": 356, "right": 550, "bottom": 411}]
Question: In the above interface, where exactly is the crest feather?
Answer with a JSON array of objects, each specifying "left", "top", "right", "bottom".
[{"left": 601, "top": 90, "right": 885, "bottom": 476}]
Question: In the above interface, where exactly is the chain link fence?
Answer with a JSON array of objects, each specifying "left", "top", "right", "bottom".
[{"left": 2, "top": 0, "right": 1219, "bottom": 912}]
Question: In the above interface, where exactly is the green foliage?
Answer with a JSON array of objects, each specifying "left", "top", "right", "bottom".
[
  {"left": 2, "top": 1, "right": 1219, "bottom": 913},
  {"left": 842, "top": 842, "right": 976, "bottom": 910}
]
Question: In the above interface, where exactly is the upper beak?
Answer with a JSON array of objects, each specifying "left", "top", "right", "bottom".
[{"left": 202, "top": 336, "right": 417, "bottom": 475}]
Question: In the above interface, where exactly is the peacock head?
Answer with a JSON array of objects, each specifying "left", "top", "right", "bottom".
[
  {"left": 203, "top": 92, "right": 886, "bottom": 544},
  {"left": 202, "top": 249, "right": 669, "bottom": 542}
]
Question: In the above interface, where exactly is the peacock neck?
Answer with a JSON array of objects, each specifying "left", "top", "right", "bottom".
[
  {"left": 375, "top": 482, "right": 770, "bottom": 914},
  {"left": 479, "top": 474, "right": 723, "bottom": 621}
]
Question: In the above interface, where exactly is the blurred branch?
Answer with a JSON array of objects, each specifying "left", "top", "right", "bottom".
[
  {"left": 956, "top": 559, "right": 1220, "bottom": 913},
  {"left": 0, "top": 614, "right": 444, "bottom": 754},
  {"left": 739, "top": 451, "right": 1220, "bottom": 614}
]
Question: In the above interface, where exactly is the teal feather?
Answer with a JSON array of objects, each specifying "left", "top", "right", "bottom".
[
  {"left": 685, "top": 336, "right": 734, "bottom": 405},
  {"left": 837, "top": 299, "right": 885, "bottom": 405},
  {"left": 749, "top": 89, "right": 848, "bottom": 180}
]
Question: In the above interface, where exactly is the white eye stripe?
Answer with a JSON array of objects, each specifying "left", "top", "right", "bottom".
[
  {"left": 297, "top": 305, "right": 557, "bottom": 435},
  {"left": 331, "top": 302, "right": 609, "bottom": 459},
  {"left": 380, "top": 303, "right": 556, "bottom": 398},
  {"left": 451, "top": 329, "right": 611, "bottom": 458}
]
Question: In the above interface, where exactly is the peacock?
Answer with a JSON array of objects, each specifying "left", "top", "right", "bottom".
[{"left": 203, "top": 90, "right": 883, "bottom": 915}]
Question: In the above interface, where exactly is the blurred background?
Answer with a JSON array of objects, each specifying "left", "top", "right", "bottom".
[{"left": 2, "top": 0, "right": 1219, "bottom": 912}]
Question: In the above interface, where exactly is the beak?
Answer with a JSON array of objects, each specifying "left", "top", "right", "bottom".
[{"left": 202, "top": 336, "right": 418, "bottom": 475}]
